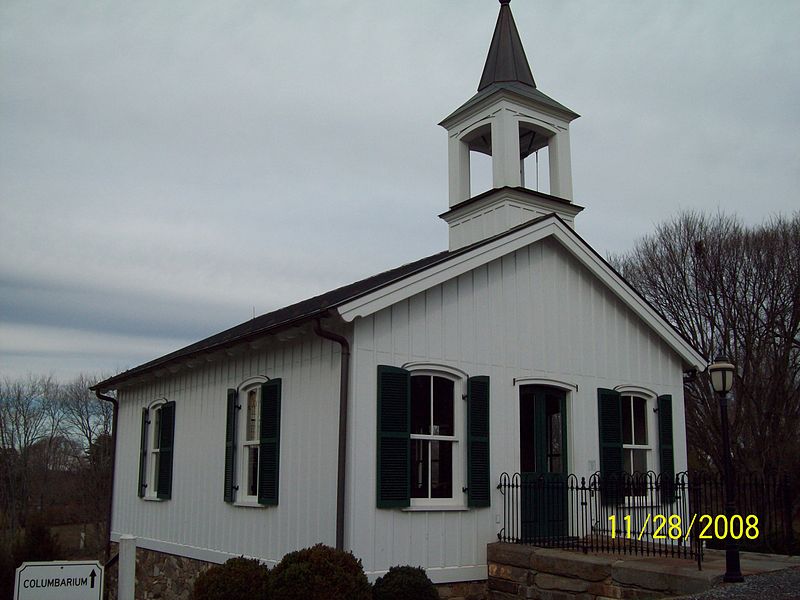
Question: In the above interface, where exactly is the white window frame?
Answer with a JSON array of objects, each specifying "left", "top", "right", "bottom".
[
  {"left": 144, "top": 399, "right": 167, "bottom": 500},
  {"left": 237, "top": 382, "right": 262, "bottom": 505},
  {"left": 405, "top": 366, "right": 466, "bottom": 509},
  {"left": 619, "top": 394, "right": 653, "bottom": 477}
]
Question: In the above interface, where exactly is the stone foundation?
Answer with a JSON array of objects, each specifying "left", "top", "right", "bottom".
[
  {"left": 436, "top": 579, "right": 487, "bottom": 600},
  {"left": 105, "top": 542, "right": 213, "bottom": 600},
  {"left": 104, "top": 543, "right": 487, "bottom": 600},
  {"left": 487, "top": 542, "right": 718, "bottom": 600}
]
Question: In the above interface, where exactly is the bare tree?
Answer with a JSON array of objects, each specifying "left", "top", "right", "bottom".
[
  {"left": 61, "top": 374, "right": 112, "bottom": 454},
  {"left": 60, "top": 374, "right": 113, "bottom": 548},
  {"left": 611, "top": 212, "right": 800, "bottom": 479},
  {"left": 0, "top": 374, "right": 62, "bottom": 539}
]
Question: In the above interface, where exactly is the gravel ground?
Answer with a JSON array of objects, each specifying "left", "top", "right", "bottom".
[{"left": 673, "top": 566, "right": 800, "bottom": 599}]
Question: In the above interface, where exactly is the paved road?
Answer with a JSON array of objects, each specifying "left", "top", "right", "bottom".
[{"left": 674, "top": 566, "right": 800, "bottom": 599}]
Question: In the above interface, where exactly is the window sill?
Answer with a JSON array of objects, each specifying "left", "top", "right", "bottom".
[
  {"left": 141, "top": 496, "right": 164, "bottom": 502},
  {"left": 402, "top": 505, "right": 470, "bottom": 512},
  {"left": 233, "top": 501, "right": 266, "bottom": 509}
]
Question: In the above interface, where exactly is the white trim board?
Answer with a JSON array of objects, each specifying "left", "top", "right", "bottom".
[
  {"left": 109, "top": 531, "right": 486, "bottom": 584},
  {"left": 337, "top": 216, "right": 704, "bottom": 370}
]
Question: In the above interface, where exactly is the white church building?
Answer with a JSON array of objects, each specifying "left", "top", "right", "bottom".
[{"left": 94, "top": 0, "right": 704, "bottom": 588}]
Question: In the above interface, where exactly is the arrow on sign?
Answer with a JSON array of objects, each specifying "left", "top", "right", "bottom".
[{"left": 89, "top": 569, "right": 96, "bottom": 588}]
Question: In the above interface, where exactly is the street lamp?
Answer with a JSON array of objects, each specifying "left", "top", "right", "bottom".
[{"left": 708, "top": 355, "right": 743, "bottom": 583}]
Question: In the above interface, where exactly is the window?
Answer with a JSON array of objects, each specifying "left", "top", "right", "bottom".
[
  {"left": 376, "top": 365, "right": 490, "bottom": 509},
  {"left": 224, "top": 380, "right": 281, "bottom": 506},
  {"left": 622, "top": 395, "right": 649, "bottom": 475},
  {"left": 138, "top": 400, "right": 175, "bottom": 500},
  {"left": 410, "top": 374, "right": 458, "bottom": 502},
  {"left": 597, "top": 388, "right": 674, "bottom": 504}
]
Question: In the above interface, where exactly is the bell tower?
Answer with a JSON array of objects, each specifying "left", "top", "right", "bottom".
[{"left": 439, "top": 0, "right": 583, "bottom": 250}]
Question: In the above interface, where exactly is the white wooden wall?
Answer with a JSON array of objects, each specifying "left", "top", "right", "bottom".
[
  {"left": 111, "top": 336, "right": 341, "bottom": 565},
  {"left": 346, "top": 237, "right": 687, "bottom": 582}
]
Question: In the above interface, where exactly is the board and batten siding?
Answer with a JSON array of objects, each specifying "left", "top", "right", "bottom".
[
  {"left": 111, "top": 336, "right": 341, "bottom": 564},
  {"left": 347, "top": 237, "right": 687, "bottom": 582}
]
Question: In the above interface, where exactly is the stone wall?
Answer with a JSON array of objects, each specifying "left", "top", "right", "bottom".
[
  {"left": 105, "top": 543, "right": 213, "bottom": 600},
  {"left": 103, "top": 543, "right": 486, "bottom": 600},
  {"left": 436, "top": 579, "right": 487, "bottom": 600},
  {"left": 487, "top": 543, "right": 717, "bottom": 600}
]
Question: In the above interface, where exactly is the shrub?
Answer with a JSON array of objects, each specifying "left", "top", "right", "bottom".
[
  {"left": 372, "top": 566, "right": 438, "bottom": 600},
  {"left": 192, "top": 556, "right": 270, "bottom": 600},
  {"left": 270, "top": 544, "right": 371, "bottom": 600}
]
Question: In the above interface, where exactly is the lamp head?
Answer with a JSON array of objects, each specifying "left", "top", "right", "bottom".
[{"left": 708, "top": 355, "right": 735, "bottom": 394}]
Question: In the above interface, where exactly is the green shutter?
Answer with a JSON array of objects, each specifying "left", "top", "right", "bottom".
[
  {"left": 376, "top": 365, "right": 410, "bottom": 508},
  {"left": 138, "top": 408, "right": 148, "bottom": 498},
  {"left": 224, "top": 389, "right": 238, "bottom": 503},
  {"left": 258, "top": 379, "right": 281, "bottom": 506},
  {"left": 467, "top": 376, "right": 491, "bottom": 508},
  {"left": 156, "top": 401, "right": 175, "bottom": 500},
  {"left": 597, "top": 388, "right": 623, "bottom": 505},
  {"left": 658, "top": 395, "right": 675, "bottom": 502}
]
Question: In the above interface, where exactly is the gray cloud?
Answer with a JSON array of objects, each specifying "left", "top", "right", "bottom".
[{"left": 1, "top": 0, "right": 798, "bottom": 379}]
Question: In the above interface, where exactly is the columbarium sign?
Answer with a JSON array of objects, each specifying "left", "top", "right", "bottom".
[{"left": 14, "top": 561, "right": 103, "bottom": 600}]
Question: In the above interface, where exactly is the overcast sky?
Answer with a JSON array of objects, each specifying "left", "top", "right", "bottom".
[{"left": 1, "top": 0, "right": 798, "bottom": 382}]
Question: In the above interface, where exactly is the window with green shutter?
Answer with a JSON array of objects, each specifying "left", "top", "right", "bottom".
[
  {"left": 377, "top": 365, "right": 411, "bottom": 508},
  {"left": 138, "top": 400, "right": 175, "bottom": 501},
  {"left": 223, "top": 379, "right": 282, "bottom": 506},
  {"left": 657, "top": 394, "right": 675, "bottom": 502},
  {"left": 377, "top": 365, "right": 487, "bottom": 509},
  {"left": 467, "top": 376, "right": 490, "bottom": 508},
  {"left": 258, "top": 379, "right": 281, "bottom": 506},
  {"left": 156, "top": 401, "right": 175, "bottom": 500},
  {"left": 597, "top": 388, "right": 623, "bottom": 505},
  {"left": 223, "top": 389, "right": 237, "bottom": 503},
  {"left": 138, "top": 408, "right": 148, "bottom": 498}
]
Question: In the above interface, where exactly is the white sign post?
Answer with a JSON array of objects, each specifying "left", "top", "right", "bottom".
[{"left": 14, "top": 561, "right": 104, "bottom": 600}]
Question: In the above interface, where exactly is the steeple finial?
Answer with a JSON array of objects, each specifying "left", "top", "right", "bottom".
[{"left": 478, "top": 0, "right": 535, "bottom": 91}]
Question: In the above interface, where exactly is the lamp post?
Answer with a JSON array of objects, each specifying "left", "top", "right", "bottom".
[{"left": 708, "top": 355, "right": 743, "bottom": 583}]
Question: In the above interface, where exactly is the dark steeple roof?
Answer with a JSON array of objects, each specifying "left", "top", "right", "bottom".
[{"left": 478, "top": 0, "right": 536, "bottom": 91}]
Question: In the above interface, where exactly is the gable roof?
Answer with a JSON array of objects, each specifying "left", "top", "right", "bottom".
[{"left": 93, "top": 214, "right": 705, "bottom": 392}]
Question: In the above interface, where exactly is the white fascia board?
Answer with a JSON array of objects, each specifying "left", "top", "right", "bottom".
[
  {"left": 336, "top": 217, "right": 705, "bottom": 371},
  {"left": 550, "top": 224, "right": 706, "bottom": 370},
  {"left": 337, "top": 218, "right": 558, "bottom": 321}
]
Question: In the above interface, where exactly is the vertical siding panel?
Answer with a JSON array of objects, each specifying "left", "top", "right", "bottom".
[
  {"left": 410, "top": 293, "right": 427, "bottom": 359},
  {"left": 442, "top": 279, "right": 459, "bottom": 361},
  {"left": 458, "top": 271, "right": 475, "bottom": 367},
  {"left": 426, "top": 286, "right": 443, "bottom": 360},
  {"left": 392, "top": 300, "right": 410, "bottom": 361},
  {"left": 516, "top": 247, "right": 533, "bottom": 371},
  {"left": 471, "top": 266, "right": 489, "bottom": 369},
  {"left": 488, "top": 259, "right": 503, "bottom": 368},
  {"left": 502, "top": 253, "right": 518, "bottom": 370},
  {"left": 375, "top": 308, "right": 392, "bottom": 357}
]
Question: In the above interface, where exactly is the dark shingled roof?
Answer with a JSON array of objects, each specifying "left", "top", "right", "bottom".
[
  {"left": 92, "top": 214, "right": 556, "bottom": 392},
  {"left": 479, "top": 0, "right": 536, "bottom": 91},
  {"left": 93, "top": 211, "right": 704, "bottom": 391},
  {"left": 439, "top": 1, "right": 578, "bottom": 126}
]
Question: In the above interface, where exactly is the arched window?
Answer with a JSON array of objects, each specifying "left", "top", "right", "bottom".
[
  {"left": 138, "top": 398, "right": 175, "bottom": 500},
  {"left": 223, "top": 378, "right": 282, "bottom": 506}
]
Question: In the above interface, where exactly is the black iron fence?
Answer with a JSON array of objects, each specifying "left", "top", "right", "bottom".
[{"left": 497, "top": 471, "right": 795, "bottom": 566}]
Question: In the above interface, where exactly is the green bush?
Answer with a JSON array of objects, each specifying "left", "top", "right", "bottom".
[
  {"left": 192, "top": 556, "right": 270, "bottom": 600},
  {"left": 372, "top": 566, "right": 438, "bottom": 600},
  {"left": 270, "top": 544, "right": 371, "bottom": 600}
]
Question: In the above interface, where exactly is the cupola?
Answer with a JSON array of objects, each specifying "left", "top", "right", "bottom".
[{"left": 439, "top": 0, "right": 583, "bottom": 250}]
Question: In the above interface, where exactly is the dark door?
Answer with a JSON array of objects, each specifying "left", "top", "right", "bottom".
[{"left": 520, "top": 385, "right": 568, "bottom": 541}]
